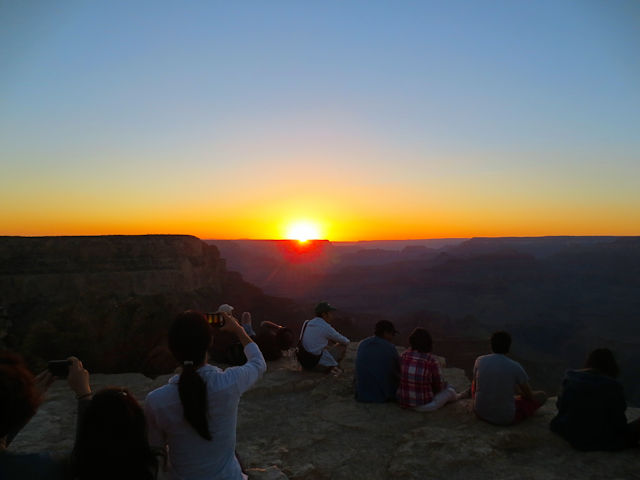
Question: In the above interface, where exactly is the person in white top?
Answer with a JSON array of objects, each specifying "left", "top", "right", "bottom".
[
  {"left": 301, "top": 302, "right": 350, "bottom": 374},
  {"left": 144, "top": 310, "right": 266, "bottom": 480}
]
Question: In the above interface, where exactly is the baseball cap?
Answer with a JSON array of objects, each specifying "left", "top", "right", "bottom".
[{"left": 314, "top": 302, "right": 337, "bottom": 316}]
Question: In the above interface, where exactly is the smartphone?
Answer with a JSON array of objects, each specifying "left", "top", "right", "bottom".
[
  {"left": 205, "top": 312, "right": 225, "bottom": 328},
  {"left": 48, "top": 359, "right": 71, "bottom": 378}
]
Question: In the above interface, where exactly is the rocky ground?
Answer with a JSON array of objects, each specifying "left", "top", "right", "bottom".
[{"left": 11, "top": 344, "right": 639, "bottom": 480}]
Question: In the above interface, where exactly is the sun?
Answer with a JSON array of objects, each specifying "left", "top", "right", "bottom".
[{"left": 285, "top": 221, "right": 322, "bottom": 243}]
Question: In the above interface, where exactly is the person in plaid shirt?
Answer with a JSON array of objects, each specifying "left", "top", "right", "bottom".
[{"left": 397, "top": 328, "right": 467, "bottom": 411}]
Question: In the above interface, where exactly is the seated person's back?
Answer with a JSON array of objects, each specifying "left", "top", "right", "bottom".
[
  {"left": 550, "top": 348, "right": 640, "bottom": 451},
  {"left": 355, "top": 321, "right": 399, "bottom": 403},
  {"left": 473, "top": 352, "right": 528, "bottom": 425},
  {"left": 473, "top": 331, "right": 546, "bottom": 425}
]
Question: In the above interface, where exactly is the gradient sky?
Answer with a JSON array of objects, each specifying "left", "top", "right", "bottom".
[{"left": 1, "top": 0, "right": 639, "bottom": 240}]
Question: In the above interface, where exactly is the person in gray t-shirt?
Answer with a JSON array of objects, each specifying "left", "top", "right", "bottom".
[{"left": 473, "top": 331, "right": 547, "bottom": 425}]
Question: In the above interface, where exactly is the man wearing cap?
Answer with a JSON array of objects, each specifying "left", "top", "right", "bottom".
[
  {"left": 355, "top": 320, "right": 400, "bottom": 402},
  {"left": 300, "top": 302, "right": 350, "bottom": 374}
]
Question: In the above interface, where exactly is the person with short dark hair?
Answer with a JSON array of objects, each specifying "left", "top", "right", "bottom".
[
  {"left": 472, "top": 331, "right": 547, "bottom": 425},
  {"left": 550, "top": 348, "right": 640, "bottom": 451},
  {"left": 490, "top": 330, "right": 511, "bottom": 354},
  {"left": 299, "top": 302, "right": 350, "bottom": 375},
  {"left": 397, "top": 328, "right": 466, "bottom": 412},
  {"left": 355, "top": 320, "right": 400, "bottom": 403},
  {"left": 145, "top": 310, "right": 266, "bottom": 480}
]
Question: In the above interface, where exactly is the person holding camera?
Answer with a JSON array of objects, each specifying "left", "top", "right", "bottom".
[
  {"left": 0, "top": 352, "right": 160, "bottom": 480},
  {"left": 145, "top": 310, "right": 266, "bottom": 480},
  {"left": 0, "top": 351, "right": 64, "bottom": 479}
]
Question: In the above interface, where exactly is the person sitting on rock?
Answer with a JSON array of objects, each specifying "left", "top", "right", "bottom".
[
  {"left": 472, "top": 331, "right": 547, "bottom": 425},
  {"left": 214, "top": 308, "right": 295, "bottom": 363},
  {"left": 355, "top": 320, "right": 400, "bottom": 403},
  {"left": 239, "top": 311, "right": 257, "bottom": 337},
  {"left": 397, "top": 328, "right": 466, "bottom": 412},
  {"left": 254, "top": 319, "right": 295, "bottom": 361},
  {"left": 299, "top": 302, "right": 350, "bottom": 375},
  {"left": 145, "top": 310, "right": 266, "bottom": 480},
  {"left": 550, "top": 348, "right": 640, "bottom": 451}
]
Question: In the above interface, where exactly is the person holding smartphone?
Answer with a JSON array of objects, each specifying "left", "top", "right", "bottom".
[
  {"left": 1, "top": 352, "right": 160, "bottom": 480},
  {"left": 0, "top": 351, "right": 63, "bottom": 479},
  {"left": 145, "top": 310, "right": 266, "bottom": 480}
]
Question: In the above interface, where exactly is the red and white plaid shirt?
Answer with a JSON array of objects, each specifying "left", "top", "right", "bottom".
[{"left": 397, "top": 350, "right": 445, "bottom": 408}]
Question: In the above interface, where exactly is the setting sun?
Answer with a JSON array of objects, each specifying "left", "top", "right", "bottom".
[{"left": 285, "top": 221, "right": 322, "bottom": 242}]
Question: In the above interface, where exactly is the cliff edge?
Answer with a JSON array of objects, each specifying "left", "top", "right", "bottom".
[{"left": 10, "top": 343, "right": 639, "bottom": 480}]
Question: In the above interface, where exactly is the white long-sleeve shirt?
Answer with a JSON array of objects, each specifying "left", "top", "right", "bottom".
[
  {"left": 301, "top": 317, "right": 350, "bottom": 367},
  {"left": 144, "top": 343, "right": 266, "bottom": 480}
]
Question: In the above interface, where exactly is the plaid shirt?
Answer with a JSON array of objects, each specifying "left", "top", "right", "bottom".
[{"left": 397, "top": 350, "right": 445, "bottom": 408}]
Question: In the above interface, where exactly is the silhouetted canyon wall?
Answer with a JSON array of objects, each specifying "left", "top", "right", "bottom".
[{"left": 0, "top": 235, "right": 303, "bottom": 375}]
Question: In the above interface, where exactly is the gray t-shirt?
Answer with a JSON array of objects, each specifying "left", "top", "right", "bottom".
[{"left": 473, "top": 353, "right": 529, "bottom": 425}]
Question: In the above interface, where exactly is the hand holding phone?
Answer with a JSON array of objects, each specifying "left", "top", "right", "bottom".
[{"left": 206, "top": 312, "right": 226, "bottom": 328}]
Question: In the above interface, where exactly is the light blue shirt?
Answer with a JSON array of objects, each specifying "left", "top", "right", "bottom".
[
  {"left": 301, "top": 317, "right": 350, "bottom": 367},
  {"left": 145, "top": 343, "right": 266, "bottom": 480}
]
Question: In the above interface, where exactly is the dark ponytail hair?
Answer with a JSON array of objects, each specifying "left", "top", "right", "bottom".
[{"left": 168, "top": 311, "right": 213, "bottom": 441}]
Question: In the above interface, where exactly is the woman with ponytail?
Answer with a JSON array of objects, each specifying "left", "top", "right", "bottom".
[{"left": 145, "top": 310, "right": 266, "bottom": 480}]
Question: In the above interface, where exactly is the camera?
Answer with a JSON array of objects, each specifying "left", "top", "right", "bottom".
[
  {"left": 48, "top": 359, "right": 71, "bottom": 378},
  {"left": 206, "top": 312, "right": 225, "bottom": 328}
]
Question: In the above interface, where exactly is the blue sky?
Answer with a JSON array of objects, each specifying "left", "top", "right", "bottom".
[{"left": 1, "top": 1, "right": 639, "bottom": 239}]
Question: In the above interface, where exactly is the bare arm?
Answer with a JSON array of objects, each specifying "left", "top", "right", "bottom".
[
  {"left": 66, "top": 357, "right": 92, "bottom": 446},
  {"left": 517, "top": 382, "right": 534, "bottom": 400}
]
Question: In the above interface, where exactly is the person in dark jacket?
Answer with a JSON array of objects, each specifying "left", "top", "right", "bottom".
[
  {"left": 550, "top": 348, "right": 640, "bottom": 451},
  {"left": 355, "top": 320, "right": 400, "bottom": 402}
]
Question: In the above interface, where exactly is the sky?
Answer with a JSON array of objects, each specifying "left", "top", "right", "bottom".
[{"left": 1, "top": 0, "right": 639, "bottom": 241}]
